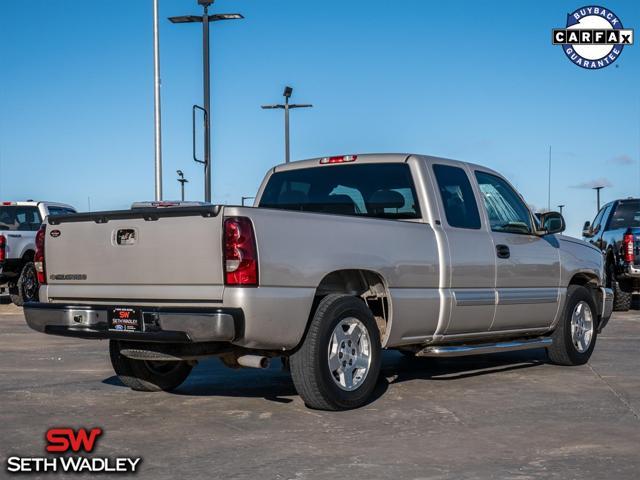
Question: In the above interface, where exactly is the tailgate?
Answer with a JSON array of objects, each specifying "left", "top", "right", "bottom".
[{"left": 43, "top": 206, "right": 225, "bottom": 303}]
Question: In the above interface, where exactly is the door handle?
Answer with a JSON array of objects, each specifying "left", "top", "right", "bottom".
[{"left": 496, "top": 244, "right": 510, "bottom": 259}]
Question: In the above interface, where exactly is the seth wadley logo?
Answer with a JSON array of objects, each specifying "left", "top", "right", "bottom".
[
  {"left": 5, "top": 427, "right": 142, "bottom": 474},
  {"left": 552, "top": 5, "right": 634, "bottom": 69}
]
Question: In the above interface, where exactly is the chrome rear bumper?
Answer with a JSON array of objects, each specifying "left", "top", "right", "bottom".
[{"left": 24, "top": 303, "right": 242, "bottom": 343}]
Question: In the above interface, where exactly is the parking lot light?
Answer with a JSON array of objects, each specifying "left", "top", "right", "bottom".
[
  {"left": 168, "top": 1, "right": 244, "bottom": 203},
  {"left": 593, "top": 186, "right": 605, "bottom": 211},
  {"left": 176, "top": 170, "right": 189, "bottom": 201},
  {"left": 261, "top": 86, "right": 313, "bottom": 163}
]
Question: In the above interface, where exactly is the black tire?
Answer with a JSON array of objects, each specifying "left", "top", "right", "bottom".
[
  {"left": 10, "top": 262, "right": 38, "bottom": 307},
  {"left": 547, "top": 285, "right": 598, "bottom": 366},
  {"left": 109, "top": 340, "right": 193, "bottom": 392},
  {"left": 289, "top": 294, "right": 382, "bottom": 411},
  {"left": 607, "top": 263, "right": 632, "bottom": 312}
]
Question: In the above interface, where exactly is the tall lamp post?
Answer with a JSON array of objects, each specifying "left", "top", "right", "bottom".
[
  {"left": 262, "top": 86, "right": 313, "bottom": 163},
  {"left": 169, "top": 1, "right": 243, "bottom": 203},
  {"left": 593, "top": 186, "right": 605, "bottom": 211},
  {"left": 558, "top": 204, "right": 565, "bottom": 215},
  {"left": 152, "top": 0, "right": 163, "bottom": 201},
  {"left": 177, "top": 170, "right": 188, "bottom": 201}
]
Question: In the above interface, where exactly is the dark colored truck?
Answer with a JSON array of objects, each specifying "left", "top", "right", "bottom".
[{"left": 583, "top": 198, "right": 640, "bottom": 311}]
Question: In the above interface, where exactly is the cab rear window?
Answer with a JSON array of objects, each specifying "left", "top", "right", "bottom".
[
  {"left": 259, "top": 163, "right": 421, "bottom": 220},
  {"left": 0, "top": 206, "right": 42, "bottom": 231},
  {"left": 610, "top": 201, "right": 640, "bottom": 229}
]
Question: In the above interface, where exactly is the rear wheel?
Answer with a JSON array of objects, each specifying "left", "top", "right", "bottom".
[
  {"left": 10, "top": 262, "right": 38, "bottom": 306},
  {"left": 109, "top": 340, "right": 193, "bottom": 392},
  {"left": 547, "top": 285, "right": 598, "bottom": 366},
  {"left": 290, "top": 294, "right": 382, "bottom": 410},
  {"left": 607, "top": 263, "right": 631, "bottom": 312}
]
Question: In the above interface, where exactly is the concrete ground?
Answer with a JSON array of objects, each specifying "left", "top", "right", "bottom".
[{"left": 1, "top": 299, "right": 639, "bottom": 479}]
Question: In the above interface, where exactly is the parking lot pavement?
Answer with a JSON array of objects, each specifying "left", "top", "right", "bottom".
[{"left": 1, "top": 302, "right": 639, "bottom": 480}]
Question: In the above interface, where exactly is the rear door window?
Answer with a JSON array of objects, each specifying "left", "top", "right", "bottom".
[
  {"left": 259, "top": 163, "right": 421, "bottom": 220},
  {"left": 0, "top": 206, "right": 42, "bottom": 231},
  {"left": 432, "top": 164, "right": 481, "bottom": 229}
]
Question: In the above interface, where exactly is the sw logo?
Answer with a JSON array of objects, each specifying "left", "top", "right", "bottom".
[
  {"left": 46, "top": 427, "right": 103, "bottom": 453},
  {"left": 5, "top": 427, "right": 142, "bottom": 474}
]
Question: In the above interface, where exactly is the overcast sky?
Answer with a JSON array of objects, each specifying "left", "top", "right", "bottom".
[{"left": 0, "top": 0, "right": 638, "bottom": 236}]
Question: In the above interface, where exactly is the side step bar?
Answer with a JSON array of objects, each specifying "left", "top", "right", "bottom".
[{"left": 417, "top": 337, "right": 553, "bottom": 358}]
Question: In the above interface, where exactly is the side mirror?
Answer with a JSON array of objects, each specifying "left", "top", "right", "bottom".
[
  {"left": 537, "top": 211, "right": 566, "bottom": 235},
  {"left": 582, "top": 220, "right": 592, "bottom": 238}
]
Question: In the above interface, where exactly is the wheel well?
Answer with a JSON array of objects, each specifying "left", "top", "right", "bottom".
[
  {"left": 22, "top": 250, "right": 35, "bottom": 262},
  {"left": 568, "top": 272, "right": 603, "bottom": 324},
  {"left": 313, "top": 269, "right": 389, "bottom": 342},
  {"left": 568, "top": 272, "right": 599, "bottom": 288}
]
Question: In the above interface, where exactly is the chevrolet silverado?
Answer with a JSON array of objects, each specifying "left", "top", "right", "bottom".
[{"left": 24, "top": 154, "right": 613, "bottom": 410}]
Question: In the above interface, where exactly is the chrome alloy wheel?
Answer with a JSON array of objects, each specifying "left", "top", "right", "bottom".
[
  {"left": 570, "top": 300, "right": 594, "bottom": 353},
  {"left": 327, "top": 317, "right": 372, "bottom": 391}
]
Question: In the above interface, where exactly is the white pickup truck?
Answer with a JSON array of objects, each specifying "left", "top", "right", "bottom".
[
  {"left": 24, "top": 154, "right": 613, "bottom": 410},
  {"left": 0, "top": 201, "right": 75, "bottom": 305}
]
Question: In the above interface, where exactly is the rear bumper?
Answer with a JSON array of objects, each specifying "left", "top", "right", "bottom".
[
  {"left": 599, "top": 287, "right": 614, "bottom": 332},
  {"left": 619, "top": 264, "right": 640, "bottom": 279},
  {"left": 24, "top": 303, "right": 243, "bottom": 343}
]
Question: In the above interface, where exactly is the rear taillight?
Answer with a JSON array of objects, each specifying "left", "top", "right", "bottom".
[
  {"left": 224, "top": 217, "right": 258, "bottom": 286},
  {"left": 623, "top": 231, "right": 635, "bottom": 264},
  {"left": 34, "top": 225, "right": 46, "bottom": 284},
  {"left": 0, "top": 235, "right": 5, "bottom": 262}
]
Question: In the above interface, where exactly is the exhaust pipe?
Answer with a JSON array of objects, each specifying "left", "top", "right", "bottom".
[{"left": 237, "top": 355, "right": 270, "bottom": 369}]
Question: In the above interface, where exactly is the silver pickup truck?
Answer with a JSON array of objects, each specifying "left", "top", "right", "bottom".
[{"left": 24, "top": 154, "right": 613, "bottom": 410}]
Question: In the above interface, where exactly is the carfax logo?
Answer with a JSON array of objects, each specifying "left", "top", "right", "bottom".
[
  {"left": 552, "top": 6, "right": 634, "bottom": 69},
  {"left": 5, "top": 427, "right": 142, "bottom": 474}
]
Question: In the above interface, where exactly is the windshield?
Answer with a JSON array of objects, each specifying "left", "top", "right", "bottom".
[
  {"left": 610, "top": 201, "right": 640, "bottom": 229},
  {"left": 0, "top": 206, "right": 42, "bottom": 231},
  {"left": 259, "top": 163, "right": 421, "bottom": 220}
]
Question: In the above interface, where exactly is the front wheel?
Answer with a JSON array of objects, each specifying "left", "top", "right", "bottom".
[
  {"left": 109, "top": 340, "right": 193, "bottom": 392},
  {"left": 10, "top": 262, "right": 39, "bottom": 306},
  {"left": 547, "top": 285, "right": 598, "bottom": 366}
]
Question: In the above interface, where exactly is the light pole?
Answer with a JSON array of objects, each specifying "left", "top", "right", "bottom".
[
  {"left": 593, "top": 186, "right": 605, "bottom": 211},
  {"left": 177, "top": 170, "right": 188, "bottom": 201},
  {"left": 547, "top": 146, "right": 552, "bottom": 211},
  {"left": 262, "top": 86, "right": 313, "bottom": 163},
  {"left": 152, "top": 0, "right": 163, "bottom": 201},
  {"left": 558, "top": 204, "right": 565, "bottom": 215},
  {"left": 169, "top": 1, "right": 244, "bottom": 203}
]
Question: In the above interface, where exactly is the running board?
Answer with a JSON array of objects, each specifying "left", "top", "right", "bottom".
[{"left": 417, "top": 337, "right": 553, "bottom": 357}]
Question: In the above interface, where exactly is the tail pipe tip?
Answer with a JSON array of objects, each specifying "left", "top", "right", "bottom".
[{"left": 236, "top": 355, "right": 270, "bottom": 369}]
